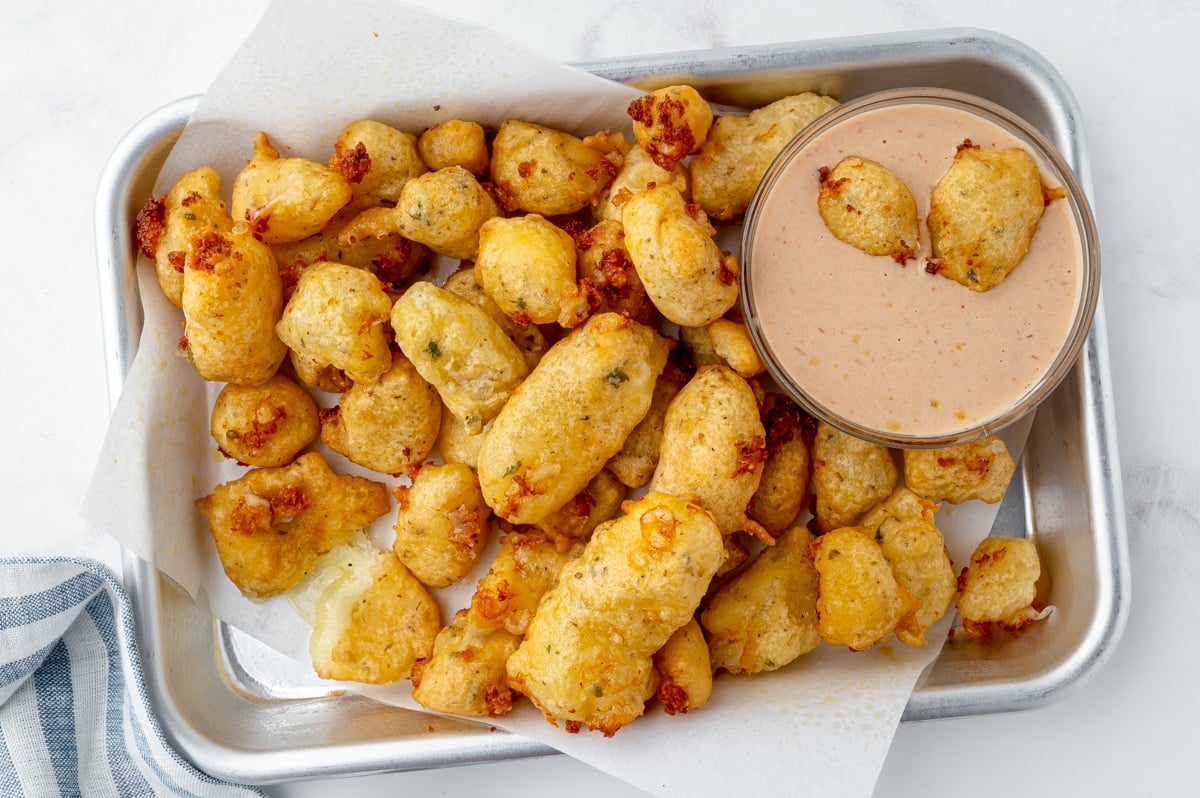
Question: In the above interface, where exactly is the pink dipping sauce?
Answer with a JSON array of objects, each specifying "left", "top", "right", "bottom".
[{"left": 742, "top": 90, "right": 1096, "bottom": 446}]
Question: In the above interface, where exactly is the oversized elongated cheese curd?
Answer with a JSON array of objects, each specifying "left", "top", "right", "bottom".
[
  {"left": 182, "top": 229, "right": 287, "bottom": 385},
  {"left": 648, "top": 364, "right": 766, "bottom": 535},
  {"left": 476, "top": 312, "right": 669, "bottom": 524},
  {"left": 506, "top": 492, "right": 724, "bottom": 736},
  {"left": 391, "top": 280, "right": 529, "bottom": 432}
]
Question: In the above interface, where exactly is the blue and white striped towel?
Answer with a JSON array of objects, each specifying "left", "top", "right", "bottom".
[{"left": 0, "top": 557, "right": 264, "bottom": 797}]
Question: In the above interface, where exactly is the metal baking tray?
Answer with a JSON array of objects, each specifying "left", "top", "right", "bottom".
[{"left": 96, "top": 27, "right": 1130, "bottom": 784}]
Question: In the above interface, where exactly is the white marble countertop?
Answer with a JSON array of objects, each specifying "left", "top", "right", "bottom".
[{"left": 2, "top": 0, "right": 1195, "bottom": 795}]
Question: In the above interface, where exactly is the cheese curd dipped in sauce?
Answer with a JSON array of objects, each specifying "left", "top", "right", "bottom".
[{"left": 741, "top": 89, "right": 1098, "bottom": 446}]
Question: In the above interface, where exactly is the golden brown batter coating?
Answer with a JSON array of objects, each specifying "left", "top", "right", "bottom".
[
  {"left": 182, "top": 228, "right": 287, "bottom": 385},
  {"left": 817, "top": 155, "right": 919, "bottom": 262},
  {"left": 210, "top": 374, "right": 319, "bottom": 467},
  {"left": 138, "top": 167, "right": 232, "bottom": 307},
  {"left": 702, "top": 526, "right": 819, "bottom": 674},
  {"left": 652, "top": 617, "right": 712, "bottom": 715},
  {"left": 649, "top": 365, "right": 767, "bottom": 536},
  {"left": 955, "top": 536, "right": 1043, "bottom": 636},
  {"left": 470, "top": 532, "right": 584, "bottom": 636},
  {"left": 391, "top": 280, "right": 530, "bottom": 432},
  {"left": 928, "top": 143, "right": 1059, "bottom": 291},
  {"left": 622, "top": 184, "right": 739, "bottom": 327},
  {"left": 506, "top": 493, "right": 724, "bottom": 736},
  {"left": 859, "top": 488, "right": 955, "bottom": 646},
  {"left": 490, "top": 119, "right": 623, "bottom": 216},
  {"left": 392, "top": 462, "right": 491, "bottom": 588},
  {"left": 476, "top": 312, "right": 669, "bottom": 525},
  {"left": 320, "top": 350, "right": 442, "bottom": 476},
  {"left": 329, "top": 119, "right": 428, "bottom": 210},
  {"left": 195, "top": 452, "right": 391, "bottom": 599},
  {"left": 231, "top": 132, "right": 352, "bottom": 245},
  {"left": 810, "top": 421, "right": 898, "bottom": 533},
  {"left": 275, "top": 261, "right": 393, "bottom": 386},
  {"left": 416, "top": 119, "right": 490, "bottom": 175},
  {"left": 411, "top": 608, "right": 520, "bottom": 716},
  {"left": 627, "top": 84, "right": 713, "bottom": 171},
  {"left": 902, "top": 434, "right": 1017, "bottom": 504},
  {"left": 691, "top": 92, "right": 839, "bottom": 221},
  {"left": 746, "top": 393, "right": 811, "bottom": 535},
  {"left": 812, "top": 526, "right": 920, "bottom": 651},
  {"left": 308, "top": 545, "right": 440, "bottom": 684}
]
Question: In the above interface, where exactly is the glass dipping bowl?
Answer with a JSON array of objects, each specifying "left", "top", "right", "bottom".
[{"left": 739, "top": 87, "right": 1100, "bottom": 448}]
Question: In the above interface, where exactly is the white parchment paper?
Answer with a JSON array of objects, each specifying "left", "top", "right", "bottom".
[{"left": 82, "top": 2, "right": 1031, "bottom": 795}]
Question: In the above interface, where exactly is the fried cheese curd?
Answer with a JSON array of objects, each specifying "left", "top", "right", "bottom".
[
  {"left": 903, "top": 434, "right": 1017, "bottom": 505},
  {"left": 305, "top": 538, "right": 441, "bottom": 684},
  {"left": 474, "top": 214, "right": 590, "bottom": 327},
  {"left": 606, "top": 360, "right": 689, "bottom": 489},
  {"left": 490, "top": 119, "right": 624, "bottom": 216},
  {"left": 707, "top": 316, "right": 765, "bottom": 378},
  {"left": 653, "top": 617, "right": 713, "bottom": 715},
  {"left": 288, "top": 347, "right": 353, "bottom": 394},
  {"left": 747, "top": 393, "right": 812, "bottom": 536},
  {"left": 648, "top": 364, "right": 767, "bottom": 537},
  {"left": 272, "top": 210, "right": 431, "bottom": 297},
  {"left": 817, "top": 155, "right": 919, "bottom": 262},
  {"left": 810, "top": 421, "right": 899, "bottom": 533},
  {"left": 442, "top": 265, "right": 550, "bottom": 371},
  {"left": 523, "top": 468, "right": 627, "bottom": 545},
  {"left": 392, "top": 462, "right": 491, "bottom": 588},
  {"left": 416, "top": 119, "right": 490, "bottom": 175},
  {"left": 811, "top": 526, "right": 921, "bottom": 651},
  {"left": 319, "top": 350, "right": 442, "bottom": 475},
  {"left": 396, "top": 165, "right": 501, "bottom": 259},
  {"left": 275, "top": 261, "right": 394, "bottom": 385},
  {"left": 701, "top": 526, "right": 820, "bottom": 674},
  {"left": 594, "top": 146, "right": 689, "bottom": 224},
  {"left": 858, "top": 488, "right": 955, "bottom": 646},
  {"left": 690, "top": 92, "right": 840, "bottom": 221},
  {"left": 135, "top": 166, "right": 232, "bottom": 308},
  {"left": 413, "top": 531, "right": 586, "bottom": 718},
  {"left": 195, "top": 452, "right": 391, "bottom": 599},
  {"left": 476, "top": 312, "right": 669, "bottom": 525},
  {"left": 328, "top": 119, "right": 428, "bottom": 210},
  {"left": 231, "top": 132, "right": 352, "bottom": 245},
  {"left": 506, "top": 492, "right": 724, "bottom": 736},
  {"left": 622, "top": 184, "right": 739, "bottom": 327},
  {"left": 411, "top": 607, "right": 521, "bottom": 717},
  {"left": 471, "top": 531, "right": 585, "bottom": 636},
  {"left": 575, "top": 219, "right": 654, "bottom": 324},
  {"left": 955, "top": 536, "right": 1043, "bottom": 637},
  {"left": 929, "top": 143, "right": 1062, "bottom": 291},
  {"left": 627, "top": 84, "right": 714, "bottom": 172},
  {"left": 210, "top": 374, "right": 319, "bottom": 467},
  {"left": 435, "top": 404, "right": 490, "bottom": 467},
  {"left": 182, "top": 228, "right": 288, "bottom": 385},
  {"left": 391, "top": 280, "right": 530, "bottom": 432}
]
